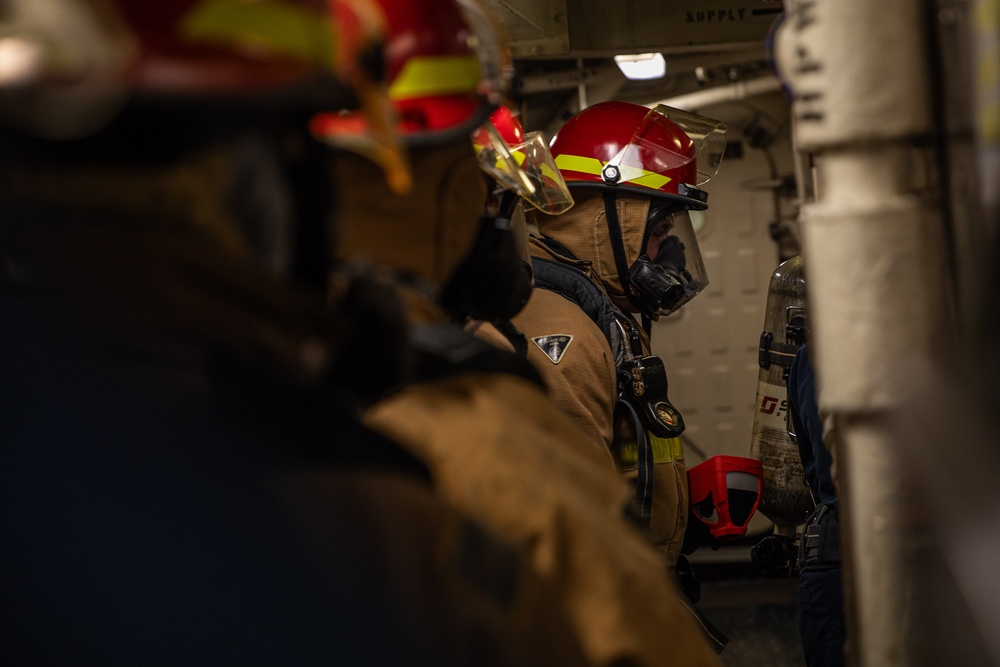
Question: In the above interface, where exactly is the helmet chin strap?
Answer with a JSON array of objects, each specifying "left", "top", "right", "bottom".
[{"left": 602, "top": 191, "right": 652, "bottom": 328}]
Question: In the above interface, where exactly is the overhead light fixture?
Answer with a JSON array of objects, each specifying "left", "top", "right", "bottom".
[{"left": 614, "top": 52, "right": 666, "bottom": 81}]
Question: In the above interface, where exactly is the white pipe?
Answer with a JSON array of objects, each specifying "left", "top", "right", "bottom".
[
  {"left": 774, "top": 1, "right": 950, "bottom": 665},
  {"left": 652, "top": 75, "right": 783, "bottom": 111},
  {"left": 806, "top": 147, "right": 947, "bottom": 408}
]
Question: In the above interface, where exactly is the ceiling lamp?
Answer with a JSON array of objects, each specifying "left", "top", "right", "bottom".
[{"left": 613, "top": 52, "right": 666, "bottom": 81}]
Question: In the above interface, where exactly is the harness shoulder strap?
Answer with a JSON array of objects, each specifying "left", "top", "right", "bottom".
[{"left": 531, "top": 256, "right": 621, "bottom": 353}]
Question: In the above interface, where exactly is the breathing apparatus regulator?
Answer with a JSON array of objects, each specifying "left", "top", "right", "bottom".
[{"left": 628, "top": 202, "right": 709, "bottom": 319}]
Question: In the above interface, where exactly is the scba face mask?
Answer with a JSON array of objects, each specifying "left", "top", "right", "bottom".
[
  {"left": 628, "top": 206, "right": 708, "bottom": 319},
  {"left": 439, "top": 200, "right": 534, "bottom": 322}
]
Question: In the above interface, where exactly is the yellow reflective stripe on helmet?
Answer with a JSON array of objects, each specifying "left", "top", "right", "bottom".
[
  {"left": 627, "top": 171, "right": 671, "bottom": 190},
  {"left": 508, "top": 149, "right": 528, "bottom": 167},
  {"left": 182, "top": 0, "right": 333, "bottom": 65},
  {"left": 617, "top": 435, "right": 685, "bottom": 469},
  {"left": 555, "top": 154, "right": 603, "bottom": 176},
  {"left": 389, "top": 55, "right": 480, "bottom": 99},
  {"left": 554, "top": 153, "right": 671, "bottom": 189}
]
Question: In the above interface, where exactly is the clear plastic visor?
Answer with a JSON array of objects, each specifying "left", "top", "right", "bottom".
[
  {"left": 644, "top": 208, "right": 709, "bottom": 315},
  {"left": 473, "top": 123, "right": 574, "bottom": 214},
  {"left": 509, "top": 202, "right": 532, "bottom": 275},
  {"left": 606, "top": 104, "right": 727, "bottom": 189}
]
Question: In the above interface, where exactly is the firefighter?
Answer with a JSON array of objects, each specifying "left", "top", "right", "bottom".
[
  {"left": 462, "top": 104, "right": 574, "bottom": 354},
  {"left": 511, "top": 100, "right": 726, "bottom": 567},
  {"left": 315, "top": 0, "right": 722, "bottom": 663},
  {"left": 0, "top": 1, "right": 594, "bottom": 664}
]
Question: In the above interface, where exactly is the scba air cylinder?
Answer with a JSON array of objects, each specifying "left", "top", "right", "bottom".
[{"left": 750, "top": 255, "right": 812, "bottom": 530}]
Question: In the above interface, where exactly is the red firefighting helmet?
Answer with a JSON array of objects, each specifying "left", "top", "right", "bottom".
[
  {"left": 482, "top": 104, "right": 523, "bottom": 145},
  {"left": 471, "top": 106, "right": 574, "bottom": 215},
  {"left": 687, "top": 455, "right": 763, "bottom": 540},
  {"left": 549, "top": 101, "right": 727, "bottom": 210},
  {"left": 0, "top": 0, "right": 349, "bottom": 139},
  {"left": 311, "top": 0, "right": 511, "bottom": 192}
]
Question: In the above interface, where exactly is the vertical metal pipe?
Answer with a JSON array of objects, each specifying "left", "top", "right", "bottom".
[{"left": 773, "top": 1, "right": 952, "bottom": 664}]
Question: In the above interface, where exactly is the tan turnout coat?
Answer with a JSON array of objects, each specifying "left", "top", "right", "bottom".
[{"left": 512, "top": 191, "right": 691, "bottom": 566}]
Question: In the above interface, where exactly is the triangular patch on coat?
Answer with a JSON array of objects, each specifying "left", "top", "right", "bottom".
[{"left": 531, "top": 334, "right": 574, "bottom": 364}]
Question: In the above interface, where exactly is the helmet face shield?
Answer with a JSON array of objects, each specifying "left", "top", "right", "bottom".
[
  {"left": 472, "top": 119, "right": 526, "bottom": 193},
  {"left": 628, "top": 208, "right": 709, "bottom": 318},
  {"left": 472, "top": 119, "right": 573, "bottom": 215},
  {"left": 647, "top": 104, "right": 727, "bottom": 186},
  {"left": 510, "top": 132, "right": 574, "bottom": 214}
]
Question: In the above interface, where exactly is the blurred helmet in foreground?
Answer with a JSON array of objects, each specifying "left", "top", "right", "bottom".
[
  {"left": 0, "top": 0, "right": 352, "bottom": 139},
  {"left": 312, "top": 0, "right": 512, "bottom": 193}
]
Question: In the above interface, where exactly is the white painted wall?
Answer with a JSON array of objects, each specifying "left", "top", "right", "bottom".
[{"left": 650, "top": 92, "right": 798, "bottom": 470}]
